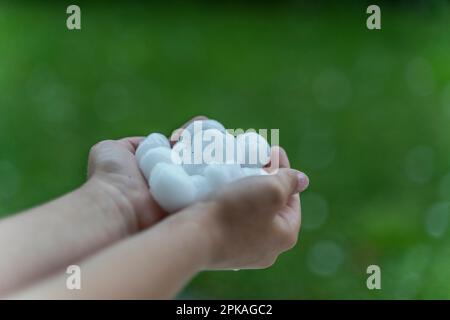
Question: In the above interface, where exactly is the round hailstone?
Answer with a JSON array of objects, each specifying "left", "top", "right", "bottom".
[
  {"left": 182, "top": 133, "right": 207, "bottom": 175},
  {"left": 179, "top": 129, "right": 237, "bottom": 175},
  {"left": 203, "top": 163, "right": 245, "bottom": 189},
  {"left": 135, "top": 133, "right": 170, "bottom": 163},
  {"left": 184, "top": 119, "right": 226, "bottom": 139},
  {"left": 203, "top": 130, "right": 237, "bottom": 164},
  {"left": 242, "top": 167, "right": 269, "bottom": 177},
  {"left": 194, "top": 129, "right": 236, "bottom": 164},
  {"left": 191, "top": 175, "right": 213, "bottom": 200},
  {"left": 172, "top": 141, "right": 207, "bottom": 176},
  {"left": 149, "top": 163, "right": 197, "bottom": 213},
  {"left": 179, "top": 119, "right": 226, "bottom": 148},
  {"left": 171, "top": 141, "right": 188, "bottom": 163},
  {"left": 139, "top": 146, "right": 177, "bottom": 180},
  {"left": 183, "top": 163, "right": 207, "bottom": 176},
  {"left": 236, "top": 132, "right": 271, "bottom": 168}
]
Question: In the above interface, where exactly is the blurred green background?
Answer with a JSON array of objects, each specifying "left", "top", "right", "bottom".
[{"left": 0, "top": 0, "right": 449, "bottom": 299}]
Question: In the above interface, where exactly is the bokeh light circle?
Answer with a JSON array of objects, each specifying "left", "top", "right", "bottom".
[
  {"left": 424, "top": 202, "right": 449, "bottom": 238},
  {"left": 307, "top": 240, "right": 344, "bottom": 276}
]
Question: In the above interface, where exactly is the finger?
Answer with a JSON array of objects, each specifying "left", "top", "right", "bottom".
[
  {"left": 87, "top": 140, "right": 117, "bottom": 177},
  {"left": 275, "top": 168, "right": 309, "bottom": 197},
  {"left": 225, "top": 168, "right": 307, "bottom": 214},
  {"left": 265, "top": 146, "right": 290, "bottom": 173},
  {"left": 117, "top": 137, "right": 145, "bottom": 153},
  {"left": 277, "top": 146, "right": 291, "bottom": 168}
]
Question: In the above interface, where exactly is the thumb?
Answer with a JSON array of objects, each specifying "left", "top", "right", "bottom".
[
  {"left": 221, "top": 168, "right": 308, "bottom": 214},
  {"left": 255, "top": 168, "right": 309, "bottom": 213},
  {"left": 273, "top": 168, "right": 309, "bottom": 197}
]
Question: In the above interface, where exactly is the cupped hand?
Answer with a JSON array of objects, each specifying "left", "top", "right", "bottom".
[
  {"left": 187, "top": 146, "right": 309, "bottom": 270},
  {"left": 87, "top": 116, "right": 208, "bottom": 231}
]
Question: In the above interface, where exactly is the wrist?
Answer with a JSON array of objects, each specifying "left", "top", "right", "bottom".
[
  {"left": 82, "top": 176, "right": 139, "bottom": 235},
  {"left": 181, "top": 201, "right": 223, "bottom": 270},
  {"left": 168, "top": 201, "right": 221, "bottom": 271}
]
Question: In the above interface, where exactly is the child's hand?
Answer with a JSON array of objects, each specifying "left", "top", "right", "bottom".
[
  {"left": 87, "top": 116, "right": 208, "bottom": 230},
  {"left": 87, "top": 136, "right": 166, "bottom": 231},
  {"left": 4, "top": 145, "right": 307, "bottom": 298},
  {"left": 186, "top": 147, "right": 308, "bottom": 270}
]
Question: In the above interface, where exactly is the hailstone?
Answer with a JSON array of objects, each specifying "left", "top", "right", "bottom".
[
  {"left": 184, "top": 119, "right": 226, "bottom": 139},
  {"left": 236, "top": 132, "right": 271, "bottom": 168},
  {"left": 180, "top": 129, "right": 237, "bottom": 175},
  {"left": 149, "top": 163, "right": 197, "bottom": 213},
  {"left": 203, "top": 163, "right": 245, "bottom": 189},
  {"left": 139, "top": 147, "right": 175, "bottom": 180},
  {"left": 171, "top": 141, "right": 207, "bottom": 176},
  {"left": 137, "top": 119, "right": 272, "bottom": 214},
  {"left": 136, "top": 133, "right": 170, "bottom": 163},
  {"left": 190, "top": 175, "right": 212, "bottom": 200},
  {"left": 242, "top": 167, "right": 269, "bottom": 177}
]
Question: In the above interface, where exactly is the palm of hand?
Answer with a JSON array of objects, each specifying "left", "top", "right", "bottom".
[
  {"left": 88, "top": 137, "right": 166, "bottom": 230},
  {"left": 86, "top": 116, "right": 208, "bottom": 230}
]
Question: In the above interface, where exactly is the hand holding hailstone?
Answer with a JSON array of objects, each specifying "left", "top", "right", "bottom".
[{"left": 136, "top": 119, "right": 272, "bottom": 213}]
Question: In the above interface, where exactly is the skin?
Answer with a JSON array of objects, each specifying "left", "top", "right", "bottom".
[{"left": 0, "top": 116, "right": 309, "bottom": 299}]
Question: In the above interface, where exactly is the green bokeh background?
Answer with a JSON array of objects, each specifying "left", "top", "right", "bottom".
[{"left": 0, "top": 1, "right": 449, "bottom": 299}]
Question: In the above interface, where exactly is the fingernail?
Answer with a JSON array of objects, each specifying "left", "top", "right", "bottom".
[{"left": 296, "top": 172, "right": 309, "bottom": 192}]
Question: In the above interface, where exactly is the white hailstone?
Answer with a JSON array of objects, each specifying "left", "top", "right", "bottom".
[
  {"left": 191, "top": 175, "right": 213, "bottom": 200},
  {"left": 182, "top": 133, "right": 207, "bottom": 175},
  {"left": 193, "top": 129, "right": 237, "bottom": 164},
  {"left": 139, "top": 147, "right": 176, "bottom": 180},
  {"left": 242, "top": 167, "right": 269, "bottom": 177},
  {"left": 178, "top": 119, "right": 226, "bottom": 151},
  {"left": 172, "top": 141, "right": 207, "bottom": 176},
  {"left": 136, "top": 121, "right": 273, "bottom": 213},
  {"left": 184, "top": 119, "right": 226, "bottom": 139},
  {"left": 183, "top": 163, "right": 207, "bottom": 176},
  {"left": 149, "top": 163, "right": 197, "bottom": 213},
  {"left": 171, "top": 141, "right": 188, "bottom": 162},
  {"left": 227, "top": 164, "right": 248, "bottom": 181},
  {"left": 203, "top": 163, "right": 245, "bottom": 189},
  {"left": 135, "top": 133, "right": 170, "bottom": 163},
  {"left": 236, "top": 132, "right": 271, "bottom": 168},
  {"left": 180, "top": 129, "right": 238, "bottom": 175},
  {"left": 217, "top": 131, "right": 238, "bottom": 164}
]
